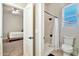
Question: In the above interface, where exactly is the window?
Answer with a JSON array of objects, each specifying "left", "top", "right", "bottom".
[{"left": 64, "top": 4, "right": 78, "bottom": 27}]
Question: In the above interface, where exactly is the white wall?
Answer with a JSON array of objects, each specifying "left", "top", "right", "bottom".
[{"left": 3, "top": 9, "right": 23, "bottom": 39}]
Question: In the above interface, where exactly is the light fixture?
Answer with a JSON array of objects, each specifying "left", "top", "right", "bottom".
[{"left": 12, "top": 8, "right": 20, "bottom": 14}]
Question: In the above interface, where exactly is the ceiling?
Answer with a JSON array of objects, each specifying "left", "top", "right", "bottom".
[
  {"left": 3, "top": 3, "right": 70, "bottom": 15},
  {"left": 3, "top": 4, "right": 26, "bottom": 15},
  {"left": 3, "top": 3, "right": 69, "bottom": 12},
  {"left": 4, "top": 3, "right": 27, "bottom": 9},
  {"left": 13, "top": 3, "right": 27, "bottom": 8},
  {"left": 3, "top": 4, "right": 21, "bottom": 11}
]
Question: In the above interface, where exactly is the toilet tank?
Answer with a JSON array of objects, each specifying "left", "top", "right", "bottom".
[{"left": 64, "top": 36, "right": 74, "bottom": 46}]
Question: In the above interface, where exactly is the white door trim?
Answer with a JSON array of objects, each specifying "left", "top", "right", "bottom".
[
  {"left": 35, "top": 3, "right": 44, "bottom": 56},
  {"left": 0, "top": 3, "right": 3, "bottom": 56}
]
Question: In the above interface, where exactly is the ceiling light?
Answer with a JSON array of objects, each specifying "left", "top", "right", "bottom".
[{"left": 12, "top": 8, "right": 20, "bottom": 14}]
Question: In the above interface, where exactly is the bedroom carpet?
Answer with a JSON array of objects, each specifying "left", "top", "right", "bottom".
[{"left": 3, "top": 39, "right": 23, "bottom": 56}]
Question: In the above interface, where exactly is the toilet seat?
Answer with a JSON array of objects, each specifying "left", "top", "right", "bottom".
[{"left": 62, "top": 44, "right": 73, "bottom": 53}]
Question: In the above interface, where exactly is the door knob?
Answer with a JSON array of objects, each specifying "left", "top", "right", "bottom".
[{"left": 28, "top": 37, "right": 34, "bottom": 39}]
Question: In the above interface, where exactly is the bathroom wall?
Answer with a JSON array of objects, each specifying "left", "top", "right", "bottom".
[
  {"left": 3, "top": 8, "right": 23, "bottom": 39},
  {"left": 47, "top": 4, "right": 79, "bottom": 55},
  {"left": 44, "top": 5, "right": 54, "bottom": 44},
  {"left": 44, "top": 4, "right": 63, "bottom": 45}
]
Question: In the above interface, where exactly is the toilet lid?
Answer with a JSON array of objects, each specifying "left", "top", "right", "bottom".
[{"left": 62, "top": 44, "right": 73, "bottom": 51}]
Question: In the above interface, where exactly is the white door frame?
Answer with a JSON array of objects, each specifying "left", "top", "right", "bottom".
[
  {"left": 0, "top": 3, "right": 3, "bottom": 56},
  {"left": 23, "top": 3, "right": 35, "bottom": 56},
  {"left": 35, "top": 3, "right": 44, "bottom": 56}
]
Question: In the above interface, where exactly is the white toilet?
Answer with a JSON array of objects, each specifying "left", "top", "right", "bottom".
[{"left": 61, "top": 36, "right": 75, "bottom": 56}]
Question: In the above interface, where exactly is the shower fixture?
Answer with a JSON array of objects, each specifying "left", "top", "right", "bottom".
[{"left": 49, "top": 18, "right": 52, "bottom": 21}]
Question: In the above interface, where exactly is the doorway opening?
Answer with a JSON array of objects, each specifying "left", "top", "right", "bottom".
[{"left": 3, "top": 4, "right": 23, "bottom": 56}]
